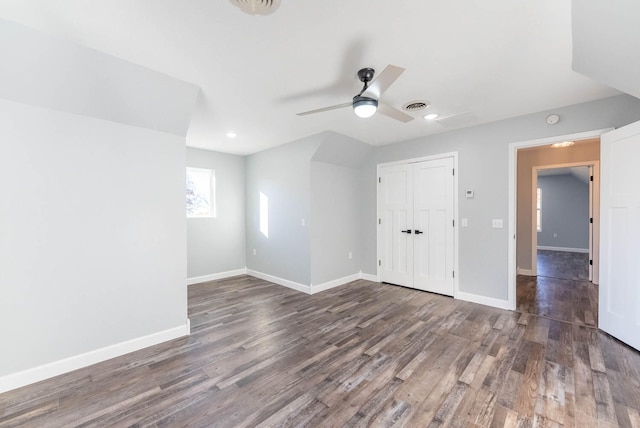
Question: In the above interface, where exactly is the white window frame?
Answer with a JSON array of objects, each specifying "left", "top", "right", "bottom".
[{"left": 536, "top": 187, "right": 542, "bottom": 232}]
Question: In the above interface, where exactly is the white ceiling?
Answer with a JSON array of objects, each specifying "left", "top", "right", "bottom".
[
  {"left": 538, "top": 166, "right": 591, "bottom": 183},
  {"left": 0, "top": 0, "right": 619, "bottom": 155}
]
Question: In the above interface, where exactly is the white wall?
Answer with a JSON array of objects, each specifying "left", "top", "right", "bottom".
[
  {"left": 187, "top": 148, "right": 246, "bottom": 280},
  {"left": 0, "top": 100, "right": 188, "bottom": 386},
  {"left": 360, "top": 94, "right": 640, "bottom": 302}
]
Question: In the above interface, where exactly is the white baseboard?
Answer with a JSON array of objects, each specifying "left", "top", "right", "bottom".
[
  {"left": 0, "top": 321, "right": 190, "bottom": 394},
  {"left": 517, "top": 268, "right": 535, "bottom": 276},
  {"left": 187, "top": 268, "right": 248, "bottom": 285},
  {"left": 245, "top": 271, "right": 375, "bottom": 295},
  {"left": 311, "top": 273, "right": 360, "bottom": 294},
  {"left": 360, "top": 272, "right": 379, "bottom": 282},
  {"left": 246, "top": 269, "right": 310, "bottom": 294},
  {"left": 537, "top": 246, "right": 589, "bottom": 254},
  {"left": 456, "top": 291, "right": 513, "bottom": 311}
]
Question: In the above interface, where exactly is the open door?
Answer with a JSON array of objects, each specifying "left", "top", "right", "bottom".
[{"left": 600, "top": 120, "right": 640, "bottom": 351}]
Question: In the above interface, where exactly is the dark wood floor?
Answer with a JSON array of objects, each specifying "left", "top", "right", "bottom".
[
  {"left": 2, "top": 275, "right": 639, "bottom": 427},
  {"left": 537, "top": 250, "right": 589, "bottom": 281},
  {"left": 518, "top": 250, "right": 598, "bottom": 327}
]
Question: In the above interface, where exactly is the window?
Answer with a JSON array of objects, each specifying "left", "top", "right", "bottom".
[
  {"left": 186, "top": 167, "right": 215, "bottom": 218},
  {"left": 536, "top": 187, "right": 541, "bottom": 232}
]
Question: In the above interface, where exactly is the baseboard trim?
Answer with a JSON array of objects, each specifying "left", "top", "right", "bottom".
[
  {"left": 0, "top": 321, "right": 190, "bottom": 394},
  {"left": 360, "top": 272, "right": 379, "bottom": 282},
  {"left": 537, "top": 246, "right": 589, "bottom": 254},
  {"left": 246, "top": 269, "right": 310, "bottom": 294},
  {"left": 311, "top": 273, "right": 360, "bottom": 294},
  {"left": 517, "top": 268, "right": 535, "bottom": 276},
  {"left": 187, "top": 268, "right": 248, "bottom": 285},
  {"left": 456, "top": 291, "right": 513, "bottom": 311}
]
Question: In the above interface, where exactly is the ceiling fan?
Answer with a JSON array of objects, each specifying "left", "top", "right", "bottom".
[{"left": 296, "top": 65, "right": 414, "bottom": 123}]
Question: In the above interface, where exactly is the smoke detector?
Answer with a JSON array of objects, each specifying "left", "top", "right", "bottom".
[
  {"left": 402, "top": 100, "right": 430, "bottom": 112},
  {"left": 229, "top": 0, "right": 281, "bottom": 15}
]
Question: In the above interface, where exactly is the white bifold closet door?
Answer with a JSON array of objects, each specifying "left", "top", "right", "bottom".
[{"left": 379, "top": 157, "right": 454, "bottom": 296}]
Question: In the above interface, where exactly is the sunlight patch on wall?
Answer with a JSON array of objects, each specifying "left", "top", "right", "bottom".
[{"left": 260, "top": 192, "right": 269, "bottom": 238}]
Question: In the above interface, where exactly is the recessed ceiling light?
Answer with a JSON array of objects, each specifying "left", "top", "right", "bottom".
[
  {"left": 551, "top": 141, "right": 575, "bottom": 148},
  {"left": 424, "top": 113, "right": 439, "bottom": 120},
  {"left": 225, "top": 131, "right": 237, "bottom": 139}
]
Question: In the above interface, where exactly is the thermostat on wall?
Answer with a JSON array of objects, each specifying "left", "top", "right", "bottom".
[{"left": 465, "top": 189, "right": 474, "bottom": 198}]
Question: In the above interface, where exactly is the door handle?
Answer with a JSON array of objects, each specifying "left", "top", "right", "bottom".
[
  {"left": 414, "top": 230, "right": 423, "bottom": 234},
  {"left": 401, "top": 229, "right": 412, "bottom": 234}
]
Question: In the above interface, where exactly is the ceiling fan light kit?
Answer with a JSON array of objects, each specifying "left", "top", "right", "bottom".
[
  {"left": 353, "top": 96, "right": 378, "bottom": 118},
  {"left": 296, "top": 65, "right": 414, "bottom": 123},
  {"left": 229, "top": 0, "right": 281, "bottom": 15}
]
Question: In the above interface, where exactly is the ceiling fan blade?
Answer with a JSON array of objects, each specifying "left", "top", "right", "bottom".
[
  {"left": 361, "top": 64, "right": 405, "bottom": 99},
  {"left": 377, "top": 102, "right": 414, "bottom": 123},
  {"left": 296, "top": 101, "right": 352, "bottom": 116}
]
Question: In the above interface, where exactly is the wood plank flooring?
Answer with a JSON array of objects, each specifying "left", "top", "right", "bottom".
[
  {"left": 537, "top": 250, "right": 589, "bottom": 282},
  {"left": 2, "top": 275, "right": 639, "bottom": 427}
]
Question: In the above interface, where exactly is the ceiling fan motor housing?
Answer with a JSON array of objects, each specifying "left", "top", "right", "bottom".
[{"left": 357, "top": 67, "right": 375, "bottom": 83}]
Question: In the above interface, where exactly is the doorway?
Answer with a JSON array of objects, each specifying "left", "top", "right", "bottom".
[
  {"left": 377, "top": 153, "right": 458, "bottom": 296},
  {"left": 508, "top": 130, "right": 606, "bottom": 325},
  {"left": 533, "top": 164, "right": 596, "bottom": 282}
]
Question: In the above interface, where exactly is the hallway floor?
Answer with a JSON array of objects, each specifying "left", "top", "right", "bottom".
[{"left": 517, "top": 249, "right": 596, "bottom": 327}]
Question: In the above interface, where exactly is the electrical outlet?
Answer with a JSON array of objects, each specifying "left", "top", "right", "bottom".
[
  {"left": 301, "top": 218, "right": 306, "bottom": 227},
  {"left": 492, "top": 219, "right": 504, "bottom": 228},
  {"left": 461, "top": 218, "right": 468, "bottom": 227},
  {"left": 348, "top": 252, "right": 353, "bottom": 259},
  {"left": 253, "top": 249, "right": 257, "bottom": 255}
]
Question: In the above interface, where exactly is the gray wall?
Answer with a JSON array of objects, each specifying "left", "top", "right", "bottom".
[
  {"left": 360, "top": 94, "right": 640, "bottom": 301},
  {"left": 245, "top": 136, "right": 321, "bottom": 285},
  {"left": 517, "top": 141, "right": 599, "bottom": 270},
  {"left": 537, "top": 174, "right": 589, "bottom": 249},
  {"left": 310, "top": 162, "right": 361, "bottom": 285},
  {"left": 186, "top": 148, "right": 246, "bottom": 278},
  {"left": 0, "top": 19, "right": 194, "bottom": 386},
  {"left": 0, "top": 99, "right": 188, "bottom": 378}
]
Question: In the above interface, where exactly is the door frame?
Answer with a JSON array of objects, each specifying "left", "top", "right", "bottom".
[
  {"left": 376, "top": 151, "right": 459, "bottom": 296},
  {"left": 508, "top": 128, "right": 612, "bottom": 310},
  {"left": 531, "top": 162, "right": 599, "bottom": 282}
]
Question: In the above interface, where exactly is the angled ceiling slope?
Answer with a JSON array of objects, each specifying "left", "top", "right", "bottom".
[
  {"left": 572, "top": 0, "right": 640, "bottom": 99},
  {"left": 0, "top": 19, "right": 199, "bottom": 137}
]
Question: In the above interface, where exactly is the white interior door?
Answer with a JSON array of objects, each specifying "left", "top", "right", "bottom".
[
  {"left": 413, "top": 158, "right": 454, "bottom": 295},
  {"left": 378, "top": 157, "right": 455, "bottom": 296},
  {"left": 379, "top": 164, "right": 413, "bottom": 287},
  {"left": 600, "top": 120, "right": 640, "bottom": 351}
]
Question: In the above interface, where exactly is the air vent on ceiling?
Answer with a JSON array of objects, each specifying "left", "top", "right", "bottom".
[
  {"left": 229, "top": 0, "right": 281, "bottom": 15},
  {"left": 402, "top": 100, "right": 430, "bottom": 112}
]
